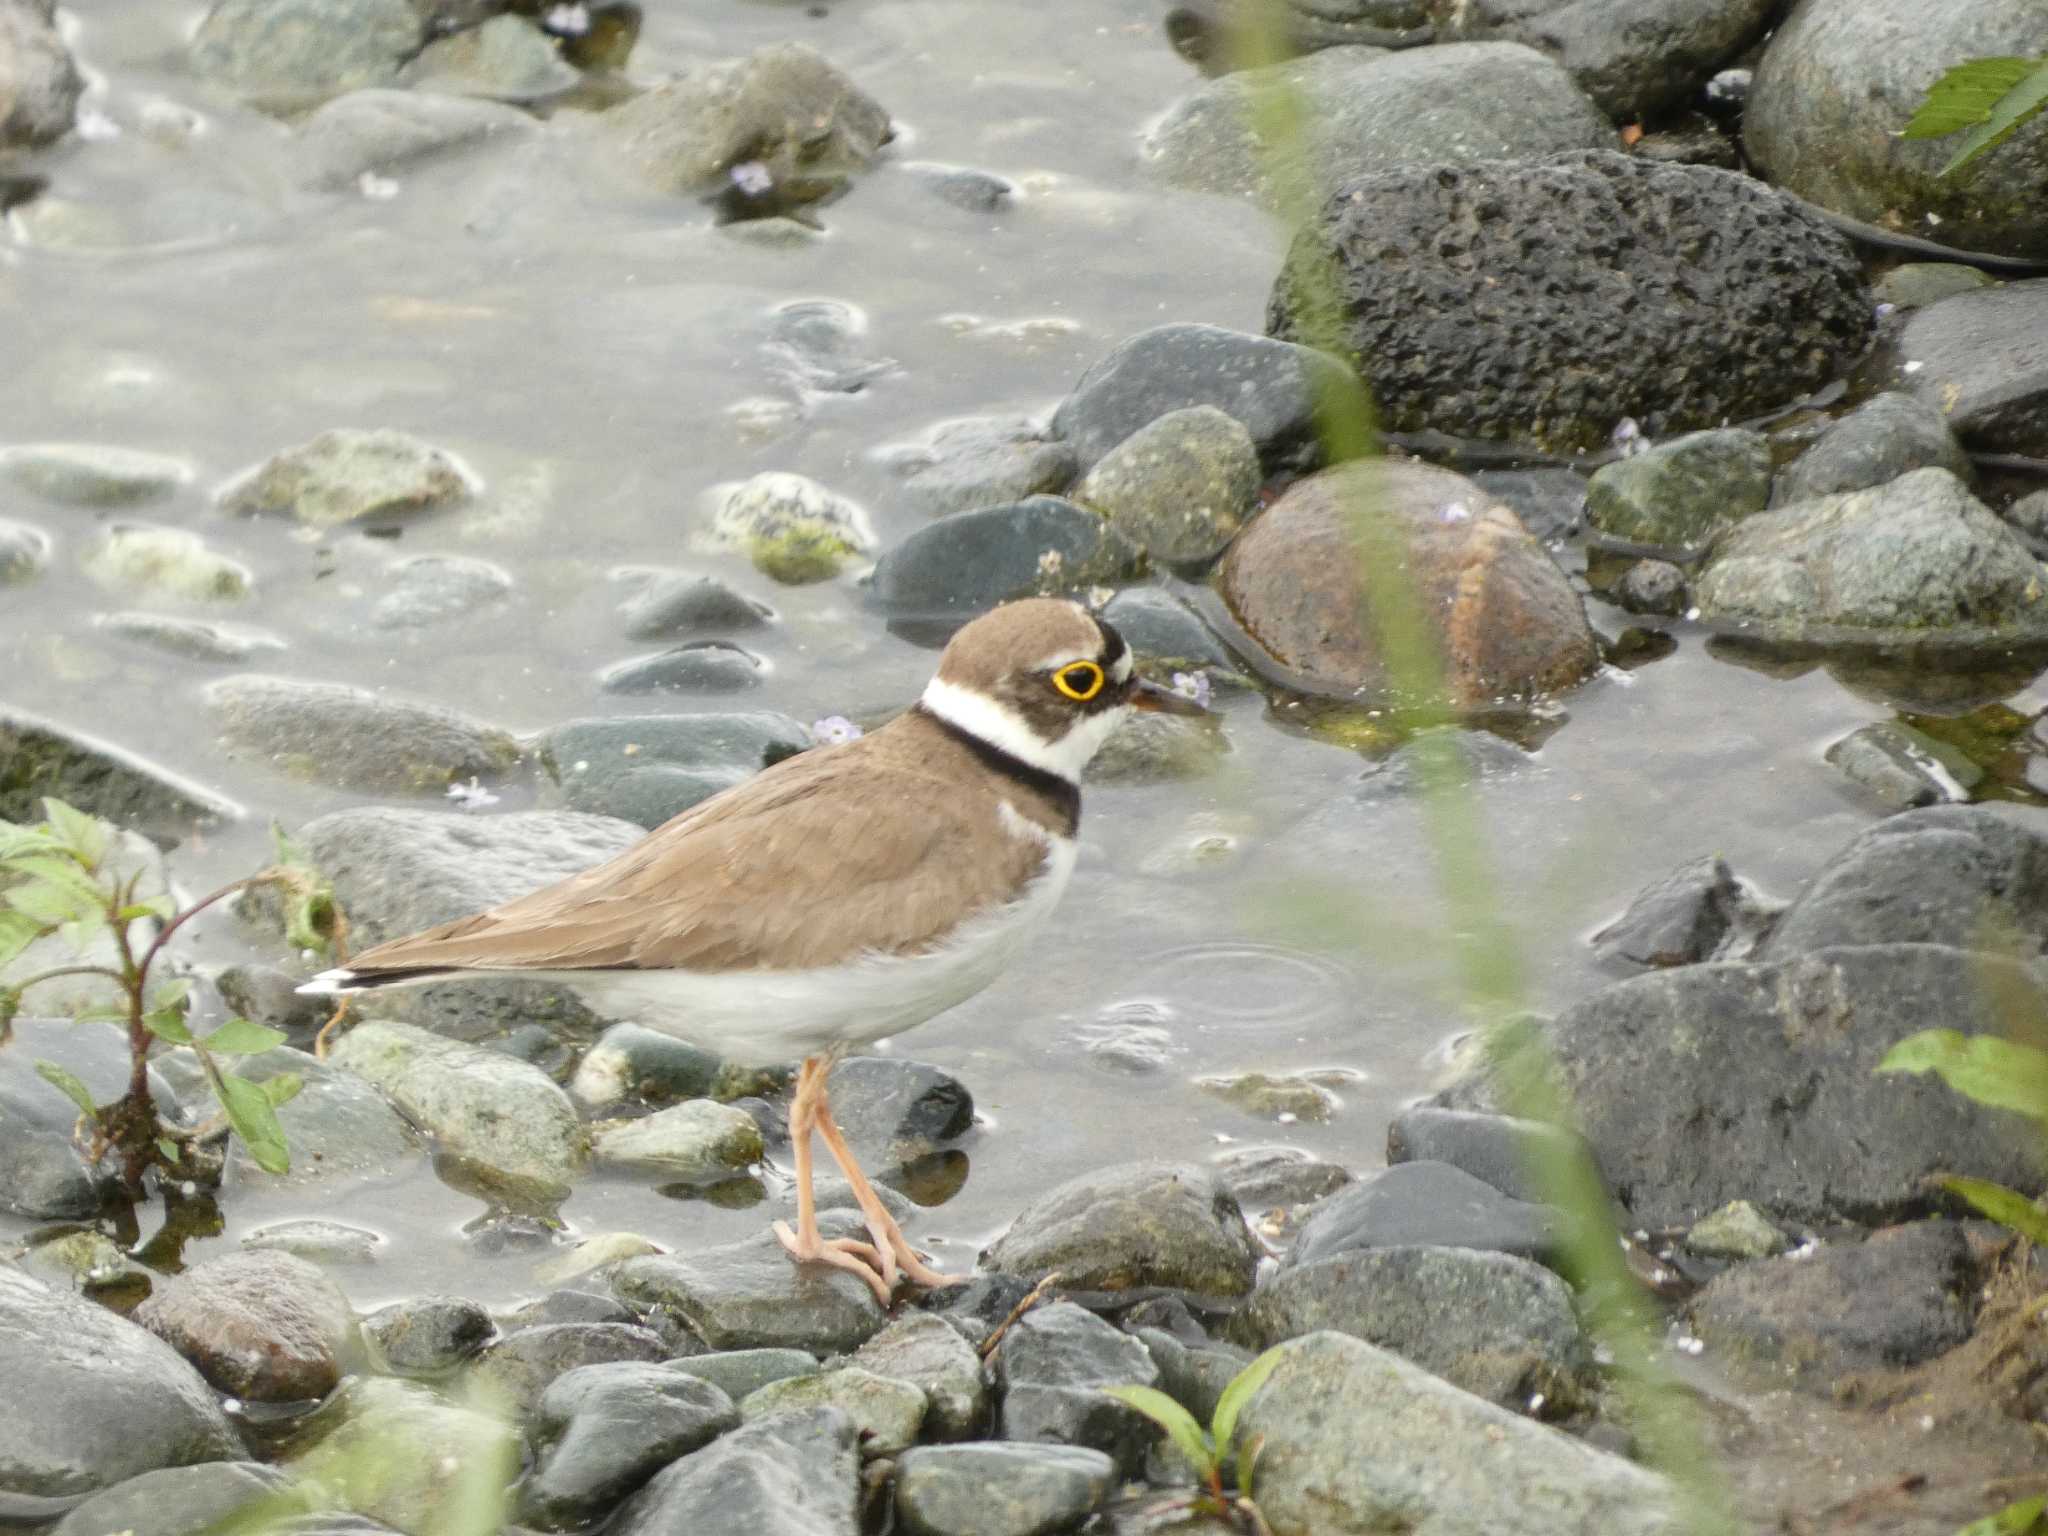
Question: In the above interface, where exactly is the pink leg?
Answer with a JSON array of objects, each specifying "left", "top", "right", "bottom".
[
  {"left": 773, "top": 1056, "right": 893, "bottom": 1304},
  {"left": 813, "top": 1081, "right": 966, "bottom": 1292}
]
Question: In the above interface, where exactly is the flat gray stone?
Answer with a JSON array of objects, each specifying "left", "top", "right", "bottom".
[
  {"left": 610, "top": 1220, "right": 886, "bottom": 1353},
  {"left": 219, "top": 428, "right": 471, "bottom": 527},
  {"left": 741, "top": 1367, "right": 926, "bottom": 1456},
  {"left": 0, "top": 443, "right": 190, "bottom": 506},
  {"left": 609, "top": 1405, "right": 859, "bottom": 1536},
  {"left": 851, "top": 1311, "right": 988, "bottom": 1441},
  {"left": 1584, "top": 428, "right": 1771, "bottom": 554},
  {"left": 190, "top": 0, "right": 422, "bottom": 110},
  {"left": 1825, "top": 722, "right": 1982, "bottom": 810},
  {"left": 468, "top": 1322, "right": 672, "bottom": 1421},
  {"left": 537, "top": 712, "right": 810, "bottom": 829},
  {"left": 296, "top": 88, "right": 537, "bottom": 192},
  {"left": 894, "top": 1444, "right": 1115, "bottom": 1536},
  {"left": 1286, "top": 1161, "right": 1573, "bottom": 1269},
  {"left": 1898, "top": 279, "right": 2048, "bottom": 455},
  {"left": 205, "top": 675, "right": 518, "bottom": 795},
  {"left": 521, "top": 1362, "right": 737, "bottom": 1527},
  {"left": 983, "top": 1161, "right": 1259, "bottom": 1297},
  {"left": 49, "top": 1463, "right": 292, "bottom": 1536},
  {"left": 1774, "top": 392, "right": 1976, "bottom": 506},
  {"left": 1382, "top": 1108, "right": 1599, "bottom": 1207}
]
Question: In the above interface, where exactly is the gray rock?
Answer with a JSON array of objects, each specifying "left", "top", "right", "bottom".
[
  {"left": 1287, "top": 1161, "right": 1572, "bottom": 1268},
  {"left": 1590, "top": 855, "right": 1744, "bottom": 968},
  {"left": 469, "top": 1322, "right": 672, "bottom": 1421},
  {"left": 1090, "top": 711, "right": 1230, "bottom": 786},
  {"left": 1098, "top": 588, "right": 1241, "bottom": 674},
  {"left": 205, "top": 675, "right": 518, "bottom": 794},
  {"left": 1052, "top": 322, "right": 1359, "bottom": 475},
  {"left": 620, "top": 573, "right": 774, "bottom": 639},
  {"left": 1611, "top": 558, "right": 1687, "bottom": 617},
  {"left": 1774, "top": 393, "right": 1976, "bottom": 506},
  {"left": 0, "top": 1266, "right": 241, "bottom": 1500},
  {"left": 761, "top": 298, "right": 894, "bottom": 395},
  {"left": 1898, "top": 279, "right": 2048, "bottom": 456},
  {"left": 1193, "top": 1070, "right": 1336, "bottom": 1123},
  {"left": 993, "top": 1301, "right": 1160, "bottom": 1476},
  {"left": 0, "top": 443, "right": 190, "bottom": 506},
  {"left": 983, "top": 1162, "right": 1260, "bottom": 1297},
  {"left": 666, "top": 1347, "right": 820, "bottom": 1401},
  {"left": 279, "top": 1377, "right": 516, "bottom": 1533},
  {"left": 0, "top": 0, "right": 79, "bottom": 147},
  {"left": 399, "top": 14, "right": 578, "bottom": 101},
  {"left": 82, "top": 525, "right": 252, "bottom": 603},
  {"left": 1234, "top": 1332, "right": 1674, "bottom": 1535},
  {"left": 243, "top": 1219, "right": 385, "bottom": 1267},
  {"left": 1382, "top": 1109, "right": 1598, "bottom": 1208},
  {"left": 189, "top": 0, "right": 423, "bottom": 110},
  {"left": 850, "top": 1312, "right": 987, "bottom": 1441},
  {"left": 1687, "top": 1221, "right": 1980, "bottom": 1387},
  {"left": 1874, "top": 263, "right": 1993, "bottom": 312},
  {"left": 570, "top": 1022, "right": 726, "bottom": 1108},
  {"left": 826, "top": 1056, "right": 974, "bottom": 1163},
  {"left": 1229, "top": 1247, "right": 1589, "bottom": 1411},
  {"left": 0, "top": 1019, "right": 162, "bottom": 1219},
  {"left": 0, "top": 518, "right": 49, "bottom": 583},
  {"left": 1353, "top": 728, "right": 1541, "bottom": 799},
  {"left": 2004, "top": 489, "right": 2048, "bottom": 552},
  {"left": 889, "top": 416, "right": 1077, "bottom": 517},
  {"left": 1825, "top": 721, "right": 1983, "bottom": 810},
  {"left": 18, "top": 1231, "right": 153, "bottom": 1303},
  {"left": 1272, "top": 150, "right": 1872, "bottom": 454},
  {"left": 328, "top": 1020, "right": 588, "bottom": 1200},
  {"left": 1746, "top": 0, "right": 2048, "bottom": 262},
  {"left": 708, "top": 471, "right": 877, "bottom": 585},
  {"left": 1213, "top": 1145, "right": 1354, "bottom": 1214},
  {"left": 507, "top": 1285, "right": 642, "bottom": 1330},
  {"left": 894, "top": 1444, "right": 1115, "bottom": 1536},
  {"left": 96, "top": 612, "right": 287, "bottom": 665},
  {"left": 369, "top": 554, "right": 511, "bottom": 629},
  {"left": 521, "top": 1362, "right": 737, "bottom": 1527},
  {"left": 600, "top": 642, "right": 767, "bottom": 695},
  {"left": 741, "top": 1367, "right": 926, "bottom": 1456},
  {"left": 362, "top": 1295, "right": 496, "bottom": 1375},
  {"left": 1135, "top": 1328, "right": 1252, "bottom": 1426},
  {"left": 1469, "top": 467, "right": 1587, "bottom": 544},
  {"left": 594, "top": 1099, "right": 765, "bottom": 1180},
  {"left": 610, "top": 1218, "right": 887, "bottom": 1353},
  {"left": 1072, "top": 406, "right": 1259, "bottom": 564},
  {"left": 295, "top": 88, "right": 537, "bottom": 192},
  {"left": 1683, "top": 1200, "right": 1786, "bottom": 1260},
  {"left": 213, "top": 964, "right": 332, "bottom": 1046},
  {"left": 907, "top": 163, "right": 1017, "bottom": 214},
  {"left": 869, "top": 496, "right": 1143, "bottom": 615},
  {"left": 609, "top": 1405, "right": 858, "bottom": 1536},
  {"left": 1584, "top": 429, "right": 1772, "bottom": 554},
  {"left": 537, "top": 712, "right": 810, "bottom": 829},
  {"left": 1432, "top": 0, "right": 1777, "bottom": 119},
  {"left": 135, "top": 1249, "right": 354, "bottom": 1403},
  {"left": 283, "top": 806, "right": 641, "bottom": 1041},
  {"left": 219, "top": 428, "right": 471, "bottom": 527},
  {"left": 48, "top": 1463, "right": 293, "bottom": 1536},
  {"left": 1693, "top": 469, "right": 2048, "bottom": 641},
  {"left": 156, "top": 1045, "right": 422, "bottom": 1185},
  {"left": 1143, "top": 43, "right": 1610, "bottom": 213}
]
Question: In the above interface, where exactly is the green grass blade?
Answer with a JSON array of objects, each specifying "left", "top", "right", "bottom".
[
  {"left": 1956, "top": 1493, "right": 2046, "bottom": 1536},
  {"left": 1939, "top": 1176, "right": 2048, "bottom": 1244},
  {"left": 1877, "top": 1030, "right": 2048, "bottom": 1122},
  {"left": 1102, "top": 1385, "right": 1215, "bottom": 1477},
  {"left": 1212, "top": 1344, "right": 1288, "bottom": 1460}
]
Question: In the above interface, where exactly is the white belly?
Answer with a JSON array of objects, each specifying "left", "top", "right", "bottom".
[{"left": 544, "top": 838, "right": 1077, "bottom": 1065}]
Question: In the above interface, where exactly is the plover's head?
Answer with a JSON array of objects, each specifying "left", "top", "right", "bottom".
[{"left": 919, "top": 597, "right": 1201, "bottom": 781}]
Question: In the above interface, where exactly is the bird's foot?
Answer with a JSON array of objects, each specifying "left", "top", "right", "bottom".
[
  {"left": 851, "top": 1205, "right": 969, "bottom": 1293},
  {"left": 773, "top": 1219, "right": 894, "bottom": 1306}
]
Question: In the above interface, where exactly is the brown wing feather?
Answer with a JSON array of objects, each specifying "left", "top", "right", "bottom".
[{"left": 344, "top": 720, "right": 1052, "bottom": 976}]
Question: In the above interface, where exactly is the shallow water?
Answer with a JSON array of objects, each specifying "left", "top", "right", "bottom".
[{"left": 0, "top": 0, "right": 1973, "bottom": 1309}]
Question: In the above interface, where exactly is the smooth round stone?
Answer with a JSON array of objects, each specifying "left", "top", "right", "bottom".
[
  {"left": 1099, "top": 588, "right": 1239, "bottom": 672},
  {"left": 397, "top": 14, "right": 579, "bottom": 101},
  {"left": 0, "top": 519, "right": 50, "bottom": 583},
  {"left": 0, "top": 0, "right": 83, "bottom": 149},
  {"left": 157, "top": 1043, "right": 423, "bottom": 1186},
  {"left": 572, "top": 1023, "right": 725, "bottom": 1108},
  {"left": 1214, "top": 1145, "right": 1354, "bottom": 1213},
  {"left": 619, "top": 572, "right": 774, "bottom": 639},
  {"left": 96, "top": 611, "right": 287, "bottom": 663},
  {"left": 599, "top": 642, "right": 767, "bottom": 694},
  {"left": 885, "top": 415, "right": 1077, "bottom": 517},
  {"left": 707, "top": 471, "right": 876, "bottom": 585},
  {"left": 189, "top": 0, "right": 424, "bottom": 110},
  {"left": 371, "top": 554, "right": 512, "bottom": 629},
  {"left": 470, "top": 1322, "right": 673, "bottom": 1420},
  {"left": 1073, "top": 405, "right": 1258, "bottom": 564},
  {"left": 538, "top": 711, "right": 810, "bottom": 828},
  {"left": 740, "top": 1366, "right": 926, "bottom": 1456},
  {"left": 279, "top": 1377, "right": 517, "bottom": 1533},
  {"left": 219, "top": 428, "right": 472, "bottom": 527},
  {"left": 1773, "top": 392, "right": 1975, "bottom": 506},
  {"left": 1825, "top": 721, "right": 1981, "bottom": 810},
  {"left": 48, "top": 1463, "right": 294, "bottom": 1536},
  {"left": 0, "top": 442, "right": 191, "bottom": 505},
  {"left": 294, "top": 87, "right": 538, "bottom": 192},
  {"left": 82, "top": 525, "right": 252, "bottom": 602},
  {"left": 895, "top": 1444, "right": 1115, "bottom": 1536},
  {"left": 521, "top": 1364, "right": 738, "bottom": 1528},
  {"left": 868, "top": 495, "right": 1142, "bottom": 616},
  {"left": 824, "top": 1056, "right": 974, "bottom": 1156},
  {"left": 593, "top": 1100, "right": 765, "bottom": 1181},
  {"left": 1285, "top": 1161, "right": 1572, "bottom": 1268},
  {"left": 903, "top": 161, "right": 1018, "bottom": 213},
  {"left": 1584, "top": 428, "right": 1771, "bottom": 553},
  {"left": 610, "top": 1216, "right": 888, "bottom": 1353},
  {"left": 362, "top": 1296, "right": 496, "bottom": 1376},
  {"left": 850, "top": 1312, "right": 986, "bottom": 1441},
  {"left": 984, "top": 1161, "right": 1260, "bottom": 1296},
  {"left": 665, "top": 1348, "right": 821, "bottom": 1401},
  {"left": 1611, "top": 558, "right": 1686, "bottom": 617},
  {"left": 204, "top": 674, "right": 520, "bottom": 794},
  {"left": 242, "top": 1219, "right": 386, "bottom": 1267},
  {"left": 607, "top": 1407, "right": 858, "bottom": 1536},
  {"left": 134, "top": 1249, "right": 356, "bottom": 1403}
]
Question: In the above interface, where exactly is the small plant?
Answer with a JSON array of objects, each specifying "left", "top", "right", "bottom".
[
  {"left": 0, "top": 797, "right": 336, "bottom": 1191},
  {"left": 1103, "top": 1344, "right": 1287, "bottom": 1532},
  {"left": 1902, "top": 56, "right": 2048, "bottom": 176}
]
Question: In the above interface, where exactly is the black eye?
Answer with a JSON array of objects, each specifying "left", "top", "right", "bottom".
[{"left": 1052, "top": 661, "right": 1105, "bottom": 701}]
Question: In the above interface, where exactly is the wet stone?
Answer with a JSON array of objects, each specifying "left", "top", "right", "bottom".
[
  {"left": 1098, "top": 587, "right": 1240, "bottom": 674},
  {"left": 506, "top": 1285, "right": 642, "bottom": 1331},
  {"left": 666, "top": 1347, "right": 821, "bottom": 1400},
  {"left": 620, "top": 572, "right": 774, "bottom": 639},
  {"left": 886, "top": 415, "right": 1078, "bottom": 518},
  {"left": 904, "top": 162, "right": 1018, "bottom": 214},
  {"left": 894, "top": 1444, "right": 1115, "bottom": 1536},
  {"left": 281, "top": 1377, "right": 518, "bottom": 1534},
  {"left": 83, "top": 525, "right": 252, "bottom": 603},
  {"left": 1382, "top": 1107, "right": 1598, "bottom": 1209},
  {"left": 189, "top": 0, "right": 423, "bottom": 109},
  {"left": 826, "top": 1056, "right": 974, "bottom": 1163},
  {"left": 1684, "top": 1200, "right": 1787, "bottom": 1261},
  {"left": 219, "top": 428, "right": 471, "bottom": 528},
  {"left": 1072, "top": 405, "right": 1258, "bottom": 564},
  {"left": 134, "top": 1249, "right": 354, "bottom": 1404},
  {"left": 295, "top": 87, "right": 537, "bottom": 192},
  {"left": 1585, "top": 428, "right": 1772, "bottom": 554},
  {"left": 0, "top": 1019, "right": 158, "bottom": 1219},
  {"left": 399, "top": 13, "right": 578, "bottom": 101},
  {"left": 159, "top": 1044, "right": 423, "bottom": 1186},
  {"left": 47, "top": 1463, "right": 294, "bottom": 1536},
  {"left": 1353, "top": 728, "right": 1540, "bottom": 800},
  {"left": 363, "top": 1295, "right": 496, "bottom": 1375},
  {"left": 243, "top": 1219, "right": 385, "bottom": 1267},
  {"left": 537, "top": 711, "right": 810, "bottom": 828},
  {"left": 1773, "top": 392, "right": 1976, "bottom": 506},
  {"left": 1611, "top": 558, "right": 1687, "bottom": 617},
  {"left": 593, "top": 1099, "right": 765, "bottom": 1181},
  {"left": 520, "top": 1362, "right": 737, "bottom": 1528},
  {"left": 994, "top": 1301, "right": 1161, "bottom": 1475},
  {"left": 19, "top": 1231, "right": 152, "bottom": 1303},
  {"left": 214, "top": 964, "right": 332, "bottom": 1046},
  {"left": 0, "top": 442, "right": 191, "bottom": 506},
  {"left": 1591, "top": 854, "right": 1744, "bottom": 968},
  {"left": 1086, "top": 711, "right": 1228, "bottom": 786},
  {"left": 205, "top": 675, "right": 519, "bottom": 794},
  {"left": 869, "top": 496, "right": 1143, "bottom": 615},
  {"left": 1286, "top": 1160, "right": 1574, "bottom": 1269},
  {"left": 1469, "top": 466, "right": 1587, "bottom": 544},
  {"left": 1873, "top": 263, "right": 1993, "bottom": 311},
  {"left": 1213, "top": 1145, "right": 1354, "bottom": 1214},
  {"left": 0, "top": 0, "right": 82, "bottom": 148},
  {"left": 709, "top": 471, "right": 877, "bottom": 585},
  {"left": 983, "top": 1161, "right": 1260, "bottom": 1297},
  {"left": 96, "top": 612, "right": 287, "bottom": 664},
  {"left": 1136, "top": 1327, "right": 1252, "bottom": 1429},
  {"left": 469, "top": 1321, "right": 672, "bottom": 1421},
  {"left": 1825, "top": 721, "right": 1982, "bottom": 810},
  {"left": 850, "top": 1312, "right": 986, "bottom": 1441},
  {"left": 600, "top": 641, "right": 767, "bottom": 694},
  {"left": 0, "top": 518, "right": 49, "bottom": 582},
  {"left": 762, "top": 297, "right": 894, "bottom": 395},
  {"left": 610, "top": 1217, "right": 888, "bottom": 1353},
  {"left": 571, "top": 1022, "right": 724, "bottom": 1109},
  {"left": 371, "top": 554, "right": 512, "bottom": 629},
  {"left": 608, "top": 1405, "right": 859, "bottom": 1536},
  {"left": 1194, "top": 1070, "right": 1336, "bottom": 1123},
  {"left": 741, "top": 1367, "right": 926, "bottom": 1456}
]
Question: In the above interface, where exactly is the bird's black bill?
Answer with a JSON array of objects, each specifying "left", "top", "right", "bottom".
[{"left": 1130, "top": 676, "right": 1206, "bottom": 715}]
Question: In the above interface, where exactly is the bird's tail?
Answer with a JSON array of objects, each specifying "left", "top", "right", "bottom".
[{"left": 297, "top": 965, "right": 458, "bottom": 997}]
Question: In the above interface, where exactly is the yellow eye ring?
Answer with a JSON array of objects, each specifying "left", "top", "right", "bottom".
[{"left": 1052, "top": 661, "right": 1105, "bottom": 702}]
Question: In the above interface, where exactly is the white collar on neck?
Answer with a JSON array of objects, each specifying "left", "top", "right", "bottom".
[{"left": 920, "top": 676, "right": 1125, "bottom": 784}]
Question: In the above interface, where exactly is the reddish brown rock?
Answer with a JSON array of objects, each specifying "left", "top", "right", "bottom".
[
  {"left": 136, "top": 1249, "right": 354, "bottom": 1402},
  {"left": 1215, "top": 458, "right": 1597, "bottom": 706}
]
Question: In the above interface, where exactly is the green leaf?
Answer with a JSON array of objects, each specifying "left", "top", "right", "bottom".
[
  {"left": 1940, "top": 60, "right": 2048, "bottom": 175},
  {"left": 1956, "top": 1493, "right": 2046, "bottom": 1536},
  {"left": 157, "top": 1137, "right": 180, "bottom": 1165},
  {"left": 216, "top": 1072, "right": 291, "bottom": 1174},
  {"left": 0, "top": 910, "right": 43, "bottom": 969},
  {"left": 1877, "top": 1030, "right": 2048, "bottom": 1122},
  {"left": 262, "top": 1072, "right": 304, "bottom": 1109},
  {"left": 7, "top": 880, "right": 95, "bottom": 928},
  {"left": 1939, "top": 1176, "right": 2048, "bottom": 1244},
  {"left": 1902, "top": 57, "right": 2035, "bottom": 138},
  {"left": 35, "top": 1060, "right": 98, "bottom": 1119},
  {"left": 41, "top": 798, "right": 111, "bottom": 869},
  {"left": 141, "top": 1008, "right": 194, "bottom": 1045},
  {"left": 1102, "top": 1385, "right": 1215, "bottom": 1478},
  {"left": 1212, "top": 1344, "right": 1288, "bottom": 1459},
  {"left": 201, "top": 1018, "right": 288, "bottom": 1056},
  {"left": 117, "top": 896, "right": 176, "bottom": 923},
  {"left": 147, "top": 977, "right": 192, "bottom": 1012},
  {"left": 0, "top": 823, "right": 62, "bottom": 860},
  {"left": 4, "top": 854, "right": 107, "bottom": 905}
]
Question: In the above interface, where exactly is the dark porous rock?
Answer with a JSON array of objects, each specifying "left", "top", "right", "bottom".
[
  {"left": 1051, "top": 322, "right": 1359, "bottom": 476},
  {"left": 398, "top": 13, "right": 577, "bottom": 101},
  {"left": 600, "top": 43, "right": 890, "bottom": 196},
  {"left": 1287, "top": 1160, "right": 1573, "bottom": 1268},
  {"left": 611, "top": 1218, "right": 887, "bottom": 1353},
  {"left": 279, "top": 1377, "right": 516, "bottom": 1533},
  {"left": 1693, "top": 469, "right": 2048, "bottom": 644},
  {"left": 1143, "top": 43, "right": 1610, "bottom": 214},
  {"left": 1431, "top": 0, "right": 1777, "bottom": 119},
  {"left": 1746, "top": 0, "right": 2048, "bottom": 262},
  {"left": 0, "top": 1020, "right": 160, "bottom": 1219},
  {"left": 1468, "top": 467, "right": 1586, "bottom": 545},
  {"left": 520, "top": 1362, "right": 738, "bottom": 1528},
  {"left": 286, "top": 806, "right": 641, "bottom": 1041},
  {"left": 156, "top": 1044, "right": 423, "bottom": 1186},
  {"left": 219, "top": 428, "right": 470, "bottom": 526},
  {"left": 667, "top": 1346, "right": 820, "bottom": 1400},
  {"left": 1612, "top": 558, "right": 1687, "bottom": 617},
  {"left": 0, "top": 1266, "right": 241, "bottom": 1500},
  {"left": 1470, "top": 943, "right": 2048, "bottom": 1227},
  {"left": 363, "top": 1296, "right": 496, "bottom": 1376},
  {"left": 1898, "top": 280, "right": 2048, "bottom": 456},
  {"left": 205, "top": 675, "right": 519, "bottom": 795},
  {"left": 620, "top": 573, "right": 774, "bottom": 640},
  {"left": 869, "top": 496, "right": 1142, "bottom": 616},
  {"left": 600, "top": 642, "right": 767, "bottom": 695},
  {"left": 982, "top": 1162, "right": 1259, "bottom": 1297},
  {"left": 1272, "top": 151, "right": 1872, "bottom": 455},
  {"left": 1234, "top": 1333, "right": 1674, "bottom": 1535},
  {"left": 885, "top": 415, "right": 1078, "bottom": 518},
  {"left": 0, "top": 707, "right": 240, "bottom": 842},
  {"left": 371, "top": 554, "right": 511, "bottom": 630},
  {"left": 1098, "top": 588, "right": 1242, "bottom": 675},
  {"left": 1229, "top": 1247, "right": 1589, "bottom": 1411},
  {"left": 1213, "top": 1145, "right": 1354, "bottom": 1213},
  {"left": 850, "top": 1312, "right": 987, "bottom": 1441},
  {"left": 609, "top": 1405, "right": 858, "bottom": 1536},
  {"left": 1215, "top": 458, "right": 1597, "bottom": 707},
  {"left": 96, "top": 613, "right": 287, "bottom": 665},
  {"left": 1825, "top": 722, "right": 1982, "bottom": 810},
  {"left": 894, "top": 1444, "right": 1115, "bottom": 1536},
  {"left": 1584, "top": 428, "right": 1772, "bottom": 555},
  {"left": 190, "top": 0, "right": 422, "bottom": 110},
  {"left": 0, "top": 0, "right": 82, "bottom": 148},
  {"left": 1072, "top": 406, "right": 1259, "bottom": 565},
  {"left": 1383, "top": 1108, "right": 1599, "bottom": 1208},
  {"left": 1760, "top": 805, "right": 2048, "bottom": 959},
  {"left": 469, "top": 1322, "right": 672, "bottom": 1421},
  {"left": 1591, "top": 854, "right": 1743, "bottom": 969},
  {"left": 1773, "top": 392, "right": 1976, "bottom": 507},
  {"left": 1686, "top": 1221, "right": 1981, "bottom": 1388},
  {"left": 740, "top": 1366, "right": 926, "bottom": 1456},
  {"left": 1135, "top": 1328, "right": 1252, "bottom": 1425},
  {"left": 134, "top": 1249, "right": 355, "bottom": 1403},
  {"left": 826, "top": 1055, "right": 974, "bottom": 1163},
  {"left": 537, "top": 712, "right": 810, "bottom": 829},
  {"left": 993, "top": 1301, "right": 1161, "bottom": 1476},
  {"left": 295, "top": 87, "right": 537, "bottom": 192},
  {"left": 570, "top": 1021, "right": 723, "bottom": 1108},
  {"left": 48, "top": 1462, "right": 293, "bottom": 1536}
]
